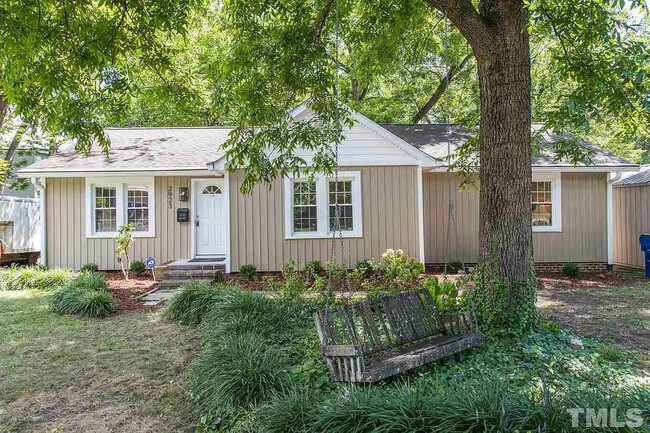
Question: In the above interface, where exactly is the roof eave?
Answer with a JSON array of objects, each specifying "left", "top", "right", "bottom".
[{"left": 17, "top": 167, "right": 214, "bottom": 178}]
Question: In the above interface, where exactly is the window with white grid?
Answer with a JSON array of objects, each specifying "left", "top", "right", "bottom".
[
  {"left": 94, "top": 187, "right": 117, "bottom": 232},
  {"left": 86, "top": 178, "right": 155, "bottom": 238},
  {"left": 531, "top": 173, "right": 562, "bottom": 232},
  {"left": 531, "top": 181, "right": 553, "bottom": 227},
  {"left": 329, "top": 180, "right": 354, "bottom": 231},
  {"left": 127, "top": 187, "right": 150, "bottom": 231},
  {"left": 293, "top": 181, "right": 318, "bottom": 232},
  {"left": 284, "top": 171, "right": 362, "bottom": 239}
]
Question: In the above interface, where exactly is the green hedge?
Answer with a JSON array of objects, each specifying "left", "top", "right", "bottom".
[{"left": 0, "top": 265, "right": 75, "bottom": 291}]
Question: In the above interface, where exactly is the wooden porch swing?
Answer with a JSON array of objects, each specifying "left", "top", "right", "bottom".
[{"left": 312, "top": 8, "right": 484, "bottom": 383}]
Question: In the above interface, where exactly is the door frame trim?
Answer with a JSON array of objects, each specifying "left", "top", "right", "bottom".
[{"left": 190, "top": 177, "right": 228, "bottom": 263}]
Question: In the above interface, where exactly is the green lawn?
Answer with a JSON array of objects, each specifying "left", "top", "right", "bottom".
[{"left": 0, "top": 290, "right": 199, "bottom": 433}]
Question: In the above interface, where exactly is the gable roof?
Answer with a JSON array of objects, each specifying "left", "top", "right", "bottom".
[
  {"left": 19, "top": 116, "right": 635, "bottom": 177},
  {"left": 382, "top": 123, "right": 636, "bottom": 169},
  {"left": 208, "top": 104, "right": 440, "bottom": 170},
  {"left": 19, "top": 127, "right": 232, "bottom": 176}
]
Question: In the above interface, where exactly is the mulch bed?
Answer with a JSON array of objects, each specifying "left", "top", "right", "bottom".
[
  {"left": 99, "top": 271, "right": 159, "bottom": 313},
  {"left": 536, "top": 270, "right": 643, "bottom": 289}
]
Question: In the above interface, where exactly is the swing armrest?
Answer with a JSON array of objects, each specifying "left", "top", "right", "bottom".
[{"left": 323, "top": 344, "right": 359, "bottom": 357}]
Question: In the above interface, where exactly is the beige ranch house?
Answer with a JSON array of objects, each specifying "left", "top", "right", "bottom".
[{"left": 19, "top": 105, "right": 637, "bottom": 274}]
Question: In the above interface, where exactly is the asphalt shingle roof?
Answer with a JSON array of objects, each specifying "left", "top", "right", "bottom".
[
  {"left": 20, "top": 122, "right": 635, "bottom": 174},
  {"left": 381, "top": 123, "right": 636, "bottom": 168},
  {"left": 20, "top": 127, "right": 232, "bottom": 173},
  {"left": 613, "top": 167, "right": 650, "bottom": 186}
]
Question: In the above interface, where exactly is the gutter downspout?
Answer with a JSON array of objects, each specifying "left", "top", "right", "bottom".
[
  {"left": 607, "top": 170, "right": 622, "bottom": 268},
  {"left": 31, "top": 178, "right": 47, "bottom": 267}
]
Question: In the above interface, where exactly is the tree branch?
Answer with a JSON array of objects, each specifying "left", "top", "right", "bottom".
[
  {"left": 426, "top": 0, "right": 493, "bottom": 53},
  {"left": 412, "top": 53, "right": 474, "bottom": 123},
  {"left": 315, "top": 0, "right": 335, "bottom": 40},
  {"left": 0, "top": 93, "right": 7, "bottom": 131}
]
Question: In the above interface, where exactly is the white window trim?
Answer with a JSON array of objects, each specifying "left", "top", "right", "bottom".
[
  {"left": 531, "top": 172, "right": 562, "bottom": 232},
  {"left": 85, "top": 176, "right": 156, "bottom": 238},
  {"left": 284, "top": 171, "right": 362, "bottom": 239}
]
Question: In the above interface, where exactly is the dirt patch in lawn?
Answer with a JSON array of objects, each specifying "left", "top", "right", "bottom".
[
  {"left": 0, "top": 291, "right": 199, "bottom": 432},
  {"left": 536, "top": 270, "right": 650, "bottom": 373},
  {"left": 100, "top": 271, "right": 159, "bottom": 313}
]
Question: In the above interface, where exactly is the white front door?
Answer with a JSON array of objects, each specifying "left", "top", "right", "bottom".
[{"left": 194, "top": 180, "right": 225, "bottom": 256}]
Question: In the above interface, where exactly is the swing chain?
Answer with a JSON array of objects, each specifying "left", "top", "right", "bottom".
[
  {"left": 325, "top": 0, "right": 350, "bottom": 305},
  {"left": 442, "top": 12, "right": 465, "bottom": 280}
]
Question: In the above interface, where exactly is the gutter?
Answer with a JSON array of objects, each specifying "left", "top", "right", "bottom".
[
  {"left": 30, "top": 178, "right": 47, "bottom": 267},
  {"left": 607, "top": 170, "right": 623, "bottom": 267}
]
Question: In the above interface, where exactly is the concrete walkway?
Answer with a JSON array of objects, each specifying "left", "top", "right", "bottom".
[{"left": 142, "top": 288, "right": 182, "bottom": 306}]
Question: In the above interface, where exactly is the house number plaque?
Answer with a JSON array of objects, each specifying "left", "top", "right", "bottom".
[{"left": 167, "top": 186, "right": 173, "bottom": 209}]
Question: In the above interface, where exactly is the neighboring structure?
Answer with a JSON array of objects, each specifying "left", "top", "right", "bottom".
[
  {"left": 1, "top": 152, "right": 43, "bottom": 263},
  {"left": 612, "top": 168, "right": 650, "bottom": 270},
  {"left": 18, "top": 105, "right": 637, "bottom": 273}
]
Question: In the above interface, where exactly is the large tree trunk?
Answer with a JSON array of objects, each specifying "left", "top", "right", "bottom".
[
  {"left": 427, "top": 0, "right": 533, "bottom": 284},
  {"left": 475, "top": 6, "right": 532, "bottom": 282}
]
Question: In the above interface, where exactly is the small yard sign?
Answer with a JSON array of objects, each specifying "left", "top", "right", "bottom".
[{"left": 145, "top": 257, "right": 157, "bottom": 282}]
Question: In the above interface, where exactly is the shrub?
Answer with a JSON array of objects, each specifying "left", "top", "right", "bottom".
[
  {"left": 130, "top": 260, "right": 147, "bottom": 276},
  {"left": 281, "top": 260, "right": 299, "bottom": 277},
  {"left": 190, "top": 332, "right": 291, "bottom": 410},
  {"left": 51, "top": 273, "right": 116, "bottom": 318},
  {"left": 562, "top": 262, "right": 580, "bottom": 278},
  {"left": 445, "top": 260, "right": 464, "bottom": 274},
  {"left": 80, "top": 263, "right": 99, "bottom": 273},
  {"left": 356, "top": 259, "right": 378, "bottom": 277},
  {"left": 165, "top": 283, "right": 224, "bottom": 326},
  {"left": 280, "top": 273, "right": 307, "bottom": 303},
  {"left": 303, "top": 260, "right": 323, "bottom": 279},
  {"left": 62, "top": 271, "right": 108, "bottom": 292},
  {"left": 199, "top": 288, "right": 306, "bottom": 344},
  {"left": 381, "top": 249, "right": 424, "bottom": 284},
  {"left": 420, "top": 277, "right": 459, "bottom": 312},
  {"left": 239, "top": 263, "right": 257, "bottom": 281},
  {"left": 324, "top": 260, "right": 347, "bottom": 293},
  {"left": 258, "top": 388, "right": 322, "bottom": 433},
  {"left": 0, "top": 265, "right": 75, "bottom": 291}
]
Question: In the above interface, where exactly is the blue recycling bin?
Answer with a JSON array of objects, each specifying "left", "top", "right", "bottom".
[{"left": 639, "top": 234, "right": 650, "bottom": 277}]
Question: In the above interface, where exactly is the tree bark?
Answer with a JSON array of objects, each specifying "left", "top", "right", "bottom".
[
  {"left": 0, "top": 93, "right": 8, "bottom": 131},
  {"left": 475, "top": 5, "right": 532, "bottom": 282},
  {"left": 412, "top": 53, "right": 473, "bottom": 124},
  {"left": 428, "top": 0, "right": 533, "bottom": 283}
]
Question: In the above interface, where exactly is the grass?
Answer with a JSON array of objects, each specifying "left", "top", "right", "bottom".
[
  {"left": 537, "top": 270, "right": 650, "bottom": 373},
  {"left": 0, "top": 290, "right": 200, "bottom": 432}
]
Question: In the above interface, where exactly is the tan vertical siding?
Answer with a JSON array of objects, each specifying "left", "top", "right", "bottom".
[
  {"left": 46, "top": 176, "right": 197, "bottom": 270},
  {"left": 423, "top": 172, "right": 608, "bottom": 264},
  {"left": 229, "top": 166, "right": 420, "bottom": 272},
  {"left": 613, "top": 184, "right": 649, "bottom": 269}
]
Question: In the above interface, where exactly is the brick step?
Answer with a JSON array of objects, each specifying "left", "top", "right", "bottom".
[
  {"left": 158, "top": 278, "right": 215, "bottom": 290},
  {"left": 166, "top": 263, "right": 225, "bottom": 271},
  {"left": 163, "top": 269, "right": 220, "bottom": 278}
]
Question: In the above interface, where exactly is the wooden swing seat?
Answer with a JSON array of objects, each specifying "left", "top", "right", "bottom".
[{"left": 313, "top": 289, "right": 485, "bottom": 383}]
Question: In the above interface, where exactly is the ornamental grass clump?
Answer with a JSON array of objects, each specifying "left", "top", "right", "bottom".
[
  {"left": 0, "top": 265, "right": 75, "bottom": 291},
  {"left": 51, "top": 272, "right": 116, "bottom": 318},
  {"left": 165, "top": 282, "right": 226, "bottom": 326},
  {"left": 258, "top": 387, "right": 322, "bottom": 433},
  {"left": 199, "top": 288, "right": 306, "bottom": 344},
  {"left": 190, "top": 331, "right": 291, "bottom": 411}
]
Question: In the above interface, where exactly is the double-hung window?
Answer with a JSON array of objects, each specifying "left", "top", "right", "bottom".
[
  {"left": 285, "top": 171, "right": 362, "bottom": 239},
  {"left": 86, "top": 177, "right": 155, "bottom": 237},
  {"left": 531, "top": 173, "right": 562, "bottom": 232}
]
